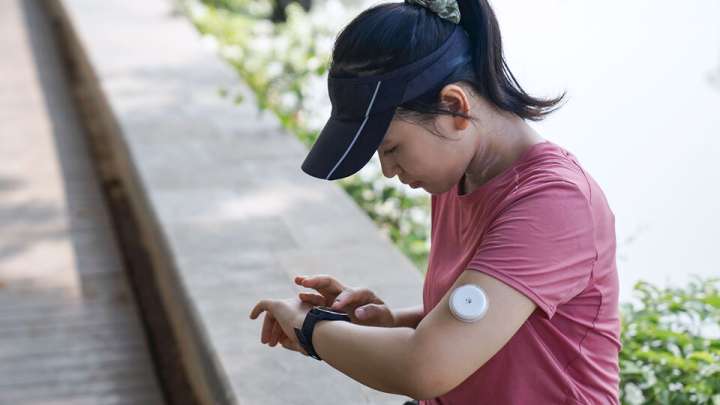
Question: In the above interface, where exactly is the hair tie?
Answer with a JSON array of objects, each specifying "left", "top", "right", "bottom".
[{"left": 405, "top": 0, "right": 461, "bottom": 24}]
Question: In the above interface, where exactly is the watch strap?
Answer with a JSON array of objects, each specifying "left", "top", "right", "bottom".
[
  {"left": 294, "top": 326, "right": 322, "bottom": 360},
  {"left": 296, "top": 307, "right": 351, "bottom": 361}
]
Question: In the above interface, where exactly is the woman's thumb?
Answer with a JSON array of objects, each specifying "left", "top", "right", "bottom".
[{"left": 355, "top": 304, "right": 375, "bottom": 320}]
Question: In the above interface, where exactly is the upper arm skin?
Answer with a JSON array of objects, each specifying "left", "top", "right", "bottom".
[{"left": 409, "top": 269, "right": 537, "bottom": 400}]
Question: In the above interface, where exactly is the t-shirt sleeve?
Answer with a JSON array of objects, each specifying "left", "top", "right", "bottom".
[{"left": 466, "top": 179, "right": 597, "bottom": 319}]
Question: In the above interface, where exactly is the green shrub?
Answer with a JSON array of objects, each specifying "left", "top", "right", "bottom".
[{"left": 620, "top": 276, "right": 720, "bottom": 404}]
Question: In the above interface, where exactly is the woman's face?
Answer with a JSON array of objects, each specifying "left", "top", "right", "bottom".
[{"left": 377, "top": 113, "right": 477, "bottom": 195}]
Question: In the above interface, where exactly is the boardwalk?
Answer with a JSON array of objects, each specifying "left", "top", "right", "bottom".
[{"left": 0, "top": 0, "right": 165, "bottom": 403}]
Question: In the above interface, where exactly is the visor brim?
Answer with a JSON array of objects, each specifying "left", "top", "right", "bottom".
[{"left": 301, "top": 108, "right": 395, "bottom": 181}]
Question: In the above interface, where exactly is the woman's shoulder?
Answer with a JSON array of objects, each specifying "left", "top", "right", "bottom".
[{"left": 513, "top": 141, "right": 594, "bottom": 203}]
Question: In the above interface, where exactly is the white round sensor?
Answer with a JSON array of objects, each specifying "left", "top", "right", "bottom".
[{"left": 449, "top": 284, "right": 489, "bottom": 322}]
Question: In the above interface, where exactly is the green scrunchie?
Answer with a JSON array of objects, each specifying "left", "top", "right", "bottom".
[{"left": 405, "top": 0, "right": 461, "bottom": 24}]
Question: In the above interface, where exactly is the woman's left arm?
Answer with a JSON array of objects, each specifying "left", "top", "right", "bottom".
[
  {"left": 312, "top": 269, "right": 537, "bottom": 400},
  {"left": 312, "top": 320, "right": 419, "bottom": 396}
]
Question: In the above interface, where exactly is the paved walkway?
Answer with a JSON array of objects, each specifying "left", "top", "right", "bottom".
[{"left": 0, "top": 0, "right": 164, "bottom": 403}]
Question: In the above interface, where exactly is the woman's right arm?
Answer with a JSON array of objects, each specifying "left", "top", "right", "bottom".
[{"left": 392, "top": 305, "right": 424, "bottom": 329}]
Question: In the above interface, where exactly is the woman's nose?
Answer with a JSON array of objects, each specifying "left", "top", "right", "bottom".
[{"left": 379, "top": 154, "right": 400, "bottom": 179}]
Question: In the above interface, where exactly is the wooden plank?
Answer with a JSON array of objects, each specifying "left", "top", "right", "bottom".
[{"left": 0, "top": 0, "right": 165, "bottom": 403}]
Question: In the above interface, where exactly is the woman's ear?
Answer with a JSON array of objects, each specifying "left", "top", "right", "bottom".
[{"left": 440, "top": 84, "right": 471, "bottom": 131}]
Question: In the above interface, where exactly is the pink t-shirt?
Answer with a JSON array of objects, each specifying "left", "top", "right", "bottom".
[{"left": 420, "top": 140, "right": 621, "bottom": 404}]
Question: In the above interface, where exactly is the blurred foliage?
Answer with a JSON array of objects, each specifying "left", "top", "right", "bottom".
[
  {"left": 181, "top": 3, "right": 720, "bottom": 403},
  {"left": 619, "top": 276, "right": 720, "bottom": 404}
]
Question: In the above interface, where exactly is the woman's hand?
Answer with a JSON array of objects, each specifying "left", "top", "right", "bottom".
[
  {"left": 294, "top": 274, "right": 396, "bottom": 328},
  {"left": 249, "top": 297, "right": 313, "bottom": 356}
]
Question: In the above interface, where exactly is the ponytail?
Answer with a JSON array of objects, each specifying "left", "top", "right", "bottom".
[{"left": 457, "top": 0, "right": 566, "bottom": 120}]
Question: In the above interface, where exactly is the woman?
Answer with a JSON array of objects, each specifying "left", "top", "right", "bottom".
[{"left": 249, "top": 0, "right": 622, "bottom": 403}]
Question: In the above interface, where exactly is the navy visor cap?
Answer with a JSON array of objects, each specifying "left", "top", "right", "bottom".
[{"left": 301, "top": 25, "right": 472, "bottom": 180}]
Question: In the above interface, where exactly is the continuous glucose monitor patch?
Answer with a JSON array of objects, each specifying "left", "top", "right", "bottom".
[{"left": 449, "top": 284, "right": 489, "bottom": 322}]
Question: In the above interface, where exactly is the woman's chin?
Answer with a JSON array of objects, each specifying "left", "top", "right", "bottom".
[
  {"left": 430, "top": 182, "right": 457, "bottom": 195},
  {"left": 423, "top": 184, "right": 439, "bottom": 195}
]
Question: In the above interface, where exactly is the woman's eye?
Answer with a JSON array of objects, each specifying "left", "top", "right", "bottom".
[{"left": 385, "top": 146, "right": 397, "bottom": 155}]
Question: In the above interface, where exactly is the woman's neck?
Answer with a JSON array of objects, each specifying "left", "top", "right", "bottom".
[{"left": 462, "top": 117, "right": 544, "bottom": 195}]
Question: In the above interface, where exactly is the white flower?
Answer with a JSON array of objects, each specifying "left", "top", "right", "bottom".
[
  {"left": 642, "top": 370, "right": 658, "bottom": 388},
  {"left": 300, "top": 75, "right": 332, "bottom": 131},
  {"left": 410, "top": 206, "right": 428, "bottom": 223},
  {"left": 624, "top": 383, "right": 645, "bottom": 405},
  {"left": 266, "top": 61, "right": 284, "bottom": 79},
  {"left": 253, "top": 20, "right": 274, "bottom": 35},
  {"left": 188, "top": 1, "right": 208, "bottom": 19},
  {"left": 668, "top": 382, "right": 684, "bottom": 391},
  {"left": 307, "top": 57, "right": 322, "bottom": 72},
  {"left": 279, "top": 92, "right": 299, "bottom": 111},
  {"left": 246, "top": 1, "right": 272, "bottom": 16},
  {"left": 315, "top": 36, "right": 335, "bottom": 57},
  {"left": 248, "top": 35, "right": 274, "bottom": 55},
  {"left": 274, "top": 36, "right": 291, "bottom": 55}
]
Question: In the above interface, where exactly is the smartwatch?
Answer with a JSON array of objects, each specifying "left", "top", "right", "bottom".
[{"left": 294, "top": 306, "right": 351, "bottom": 361}]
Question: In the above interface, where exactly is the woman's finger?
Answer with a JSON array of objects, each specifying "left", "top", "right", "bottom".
[
  {"left": 294, "top": 274, "right": 344, "bottom": 295},
  {"left": 261, "top": 310, "right": 276, "bottom": 344},
  {"left": 269, "top": 320, "right": 284, "bottom": 347},
  {"left": 298, "top": 292, "right": 327, "bottom": 306},
  {"left": 332, "top": 287, "right": 382, "bottom": 311},
  {"left": 249, "top": 300, "right": 268, "bottom": 320},
  {"left": 295, "top": 275, "right": 343, "bottom": 306},
  {"left": 330, "top": 289, "right": 354, "bottom": 310},
  {"left": 355, "top": 303, "right": 395, "bottom": 327}
]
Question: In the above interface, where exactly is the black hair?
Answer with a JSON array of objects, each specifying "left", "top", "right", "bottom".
[{"left": 328, "top": 0, "right": 566, "bottom": 135}]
